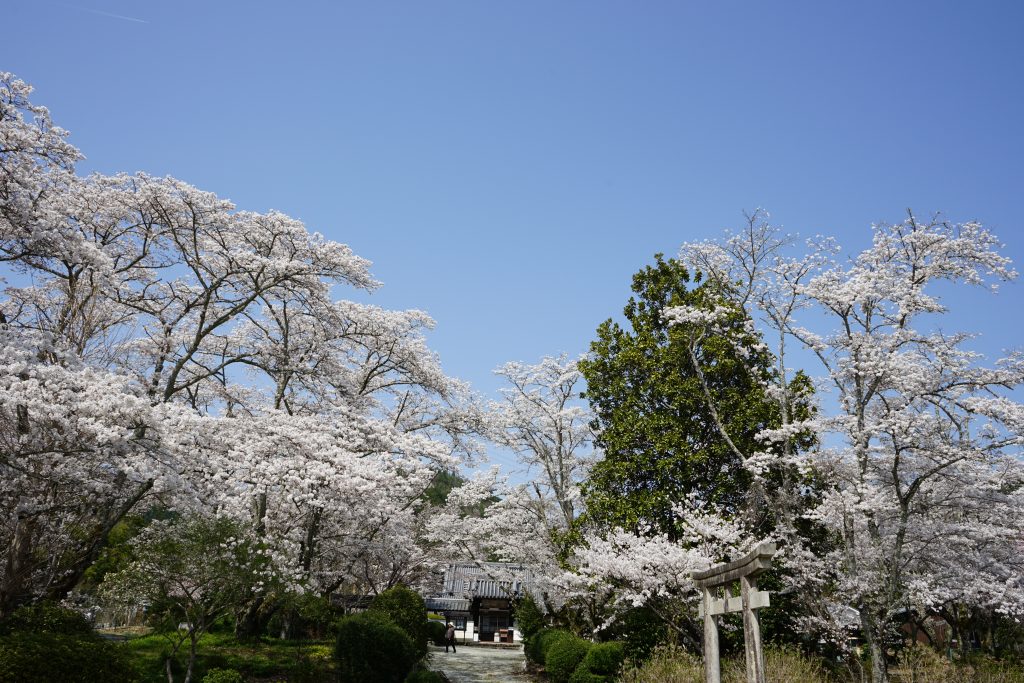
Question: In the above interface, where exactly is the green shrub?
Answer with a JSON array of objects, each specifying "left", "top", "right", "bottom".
[
  {"left": 526, "top": 627, "right": 572, "bottom": 664},
  {"left": 569, "top": 667, "right": 608, "bottom": 683},
  {"left": 335, "top": 611, "right": 418, "bottom": 683},
  {"left": 514, "top": 594, "right": 546, "bottom": 640},
  {"left": 0, "top": 630, "right": 139, "bottom": 683},
  {"left": 0, "top": 602, "right": 92, "bottom": 636},
  {"left": 405, "top": 665, "right": 446, "bottom": 682},
  {"left": 369, "top": 586, "right": 429, "bottom": 657},
  {"left": 202, "top": 668, "right": 244, "bottom": 683},
  {"left": 582, "top": 641, "right": 625, "bottom": 676},
  {"left": 601, "top": 606, "right": 666, "bottom": 663},
  {"left": 546, "top": 634, "right": 592, "bottom": 683},
  {"left": 426, "top": 620, "right": 447, "bottom": 646}
]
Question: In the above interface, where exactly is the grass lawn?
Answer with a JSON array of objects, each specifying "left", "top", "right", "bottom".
[{"left": 122, "top": 631, "right": 336, "bottom": 682}]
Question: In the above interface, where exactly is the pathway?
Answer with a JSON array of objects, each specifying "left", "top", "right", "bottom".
[{"left": 428, "top": 643, "right": 530, "bottom": 683}]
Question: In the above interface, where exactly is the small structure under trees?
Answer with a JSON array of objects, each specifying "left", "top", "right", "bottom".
[
  {"left": 693, "top": 542, "right": 776, "bottom": 683},
  {"left": 425, "top": 562, "right": 535, "bottom": 643}
]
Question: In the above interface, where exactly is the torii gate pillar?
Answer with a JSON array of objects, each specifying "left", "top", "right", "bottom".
[{"left": 693, "top": 542, "right": 776, "bottom": 683}]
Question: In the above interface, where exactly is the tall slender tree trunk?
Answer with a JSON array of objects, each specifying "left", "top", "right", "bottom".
[
  {"left": 860, "top": 610, "right": 889, "bottom": 683},
  {"left": 0, "top": 512, "right": 36, "bottom": 618}
]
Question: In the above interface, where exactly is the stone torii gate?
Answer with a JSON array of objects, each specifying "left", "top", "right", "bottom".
[{"left": 692, "top": 542, "right": 777, "bottom": 683}]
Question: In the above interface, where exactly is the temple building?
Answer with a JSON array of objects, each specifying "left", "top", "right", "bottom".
[{"left": 425, "top": 562, "right": 535, "bottom": 643}]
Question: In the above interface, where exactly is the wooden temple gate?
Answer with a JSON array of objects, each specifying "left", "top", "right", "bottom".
[{"left": 692, "top": 542, "right": 777, "bottom": 683}]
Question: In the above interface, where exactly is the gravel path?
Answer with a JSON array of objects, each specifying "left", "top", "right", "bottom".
[{"left": 427, "top": 643, "right": 530, "bottom": 683}]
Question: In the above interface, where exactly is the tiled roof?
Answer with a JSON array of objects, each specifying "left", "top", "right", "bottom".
[
  {"left": 425, "top": 597, "right": 471, "bottom": 612},
  {"left": 437, "top": 562, "right": 536, "bottom": 600}
]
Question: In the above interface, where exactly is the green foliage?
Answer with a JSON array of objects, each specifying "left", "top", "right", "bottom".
[
  {"left": 420, "top": 469, "right": 465, "bottom": 507},
  {"left": 201, "top": 668, "right": 244, "bottom": 683},
  {"left": 425, "top": 620, "right": 447, "bottom": 646},
  {"left": 268, "top": 592, "right": 340, "bottom": 640},
  {"left": 0, "top": 626, "right": 139, "bottom": 683},
  {"left": 579, "top": 254, "right": 793, "bottom": 535},
  {"left": 569, "top": 667, "right": 609, "bottom": 683},
  {"left": 0, "top": 602, "right": 92, "bottom": 636},
  {"left": 526, "top": 627, "right": 572, "bottom": 665},
  {"left": 405, "top": 665, "right": 446, "bottom": 683},
  {"left": 582, "top": 641, "right": 625, "bottom": 676},
  {"left": 334, "top": 611, "right": 418, "bottom": 683},
  {"left": 514, "top": 593, "right": 546, "bottom": 641},
  {"left": 545, "top": 634, "right": 592, "bottom": 683},
  {"left": 125, "top": 631, "right": 336, "bottom": 682},
  {"left": 600, "top": 606, "right": 667, "bottom": 663},
  {"left": 369, "top": 585, "right": 429, "bottom": 657},
  {"left": 562, "top": 639, "right": 626, "bottom": 683}
]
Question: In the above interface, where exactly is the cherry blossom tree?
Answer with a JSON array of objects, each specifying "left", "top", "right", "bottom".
[
  {"left": 677, "top": 213, "right": 1024, "bottom": 682},
  {"left": 425, "top": 356, "right": 595, "bottom": 617},
  {"left": 0, "top": 73, "right": 478, "bottom": 623},
  {"left": 490, "top": 355, "right": 593, "bottom": 530},
  {"left": 102, "top": 515, "right": 273, "bottom": 683}
]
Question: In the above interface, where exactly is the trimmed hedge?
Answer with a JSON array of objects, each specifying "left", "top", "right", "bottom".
[
  {"left": 426, "top": 620, "right": 447, "bottom": 646},
  {"left": 525, "top": 627, "right": 572, "bottom": 665},
  {"left": 546, "top": 634, "right": 592, "bottom": 683},
  {"left": 568, "top": 641, "right": 625, "bottom": 682},
  {"left": 582, "top": 641, "right": 625, "bottom": 676},
  {"left": 569, "top": 668, "right": 607, "bottom": 683},
  {"left": 335, "top": 611, "right": 418, "bottom": 683}
]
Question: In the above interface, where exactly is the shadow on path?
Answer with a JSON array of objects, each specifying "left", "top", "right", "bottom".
[{"left": 428, "top": 643, "right": 530, "bottom": 683}]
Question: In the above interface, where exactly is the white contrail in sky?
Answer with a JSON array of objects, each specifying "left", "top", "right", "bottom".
[{"left": 56, "top": 3, "right": 149, "bottom": 23}]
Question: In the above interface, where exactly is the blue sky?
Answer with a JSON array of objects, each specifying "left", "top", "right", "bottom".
[{"left": 5, "top": 2, "right": 1024, "bottom": 449}]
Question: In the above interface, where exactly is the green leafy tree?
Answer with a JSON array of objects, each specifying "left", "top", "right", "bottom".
[
  {"left": 368, "top": 585, "right": 429, "bottom": 657},
  {"left": 579, "top": 255, "right": 795, "bottom": 538},
  {"left": 102, "top": 516, "right": 272, "bottom": 683}
]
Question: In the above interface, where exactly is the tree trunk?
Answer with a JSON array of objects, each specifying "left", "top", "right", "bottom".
[
  {"left": 0, "top": 512, "right": 36, "bottom": 618},
  {"left": 860, "top": 610, "right": 889, "bottom": 683},
  {"left": 234, "top": 594, "right": 279, "bottom": 640},
  {"left": 184, "top": 626, "right": 200, "bottom": 683}
]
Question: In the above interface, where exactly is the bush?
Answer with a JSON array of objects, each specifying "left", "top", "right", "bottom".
[
  {"left": 202, "top": 668, "right": 244, "bottom": 683},
  {"left": 514, "top": 594, "right": 546, "bottom": 641},
  {"left": 546, "top": 634, "right": 592, "bottom": 683},
  {"left": 601, "top": 606, "right": 666, "bottom": 663},
  {"left": 370, "top": 586, "right": 429, "bottom": 657},
  {"left": 0, "top": 630, "right": 139, "bottom": 683},
  {"left": 569, "top": 667, "right": 608, "bottom": 683},
  {"left": 0, "top": 602, "right": 92, "bottom": 636},
  {"left": 335, "top": 611, "right": 419, "bottom": 683},
  {"left": 426, "top": 620, "right": 447, "bottom": 646},
  {"left": 406, "top": 665, "right": 446, "bottom": 682},
  {"left": 526, "top": 627, "right": 572, "bottom": 665},
  {"left": 581, "top": 641, "right": 625, "bottom": 677}
]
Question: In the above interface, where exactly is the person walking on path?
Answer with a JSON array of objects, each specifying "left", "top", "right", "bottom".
[{"left": 445, "top": 622, "right": 457, "bottom": 653}]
